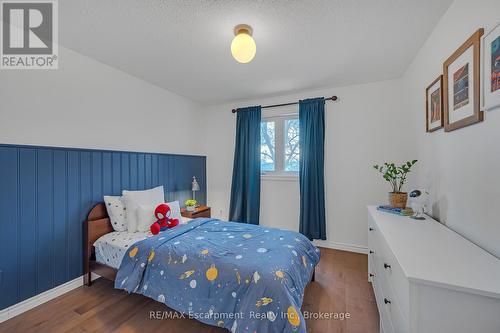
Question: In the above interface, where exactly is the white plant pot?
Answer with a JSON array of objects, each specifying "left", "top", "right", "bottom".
[{"left": 186, "top": 205, "right": 195, "bottom": 212}]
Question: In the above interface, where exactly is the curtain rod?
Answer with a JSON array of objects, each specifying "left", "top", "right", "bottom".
[{"left": 231, "top": 95, "right": 338, "bottom": 113}]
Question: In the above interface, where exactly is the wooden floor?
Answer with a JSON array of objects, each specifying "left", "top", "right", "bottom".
[{"left": 0, "top": 248, "right": 379, "bottom": 333}]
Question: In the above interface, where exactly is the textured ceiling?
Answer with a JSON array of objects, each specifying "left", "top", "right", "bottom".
[{"left": 60, "top": 0, "right": 452, "bottom": 105}]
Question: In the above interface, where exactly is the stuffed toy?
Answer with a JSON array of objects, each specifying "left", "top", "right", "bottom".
[{"left": 150, "top": 203, "right": 179, "bottom": 235}]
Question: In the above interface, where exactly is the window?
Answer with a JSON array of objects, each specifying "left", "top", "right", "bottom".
[
  {"left": 284, "top": 118, "right": 299, "bottom": 171},
  {"left": 260, "top": 115, "right": 299, "bottom": 177},
  {"left": 260, "top": 121, "right": 276, "bottom": 171}
]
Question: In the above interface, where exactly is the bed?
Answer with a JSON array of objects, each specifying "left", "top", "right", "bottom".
[{"left": 84, "top": 203, "right": 320, "bottom": 333}]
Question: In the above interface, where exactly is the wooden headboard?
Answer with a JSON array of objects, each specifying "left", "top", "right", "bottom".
[
  {"left": 85, "top": 203, "right": 113, "bottom": 250},
  {"left": 83, "top": 202, "right": 114, "bottom": 285}
]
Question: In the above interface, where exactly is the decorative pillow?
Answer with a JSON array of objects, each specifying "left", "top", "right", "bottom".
[
  {"left": 122, "top": 186, "right": 165, "bottom": 233},
  {"left": 103, "top": 195, "right": 127, "bottom": 231},
  {"left": 136, "top": 201, "right": 183, "bottom": 232}
]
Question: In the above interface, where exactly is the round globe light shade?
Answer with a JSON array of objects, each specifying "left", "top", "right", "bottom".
[{"left": 231, "top": 32, "right": 256, "bottom": 63}]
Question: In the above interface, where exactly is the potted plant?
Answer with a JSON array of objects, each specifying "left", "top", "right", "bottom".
[
  {"left": 185, "top": 199, "right": 197, "bottom": 212},
  {"left": 373, "top": 160, "right": 417, "bottom": 208}
]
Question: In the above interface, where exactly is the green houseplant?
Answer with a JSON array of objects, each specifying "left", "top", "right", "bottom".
[
  {"left": 373, "top": 160, "right": 417, "bottom": 208},
  {"left": 185, "top": 199, "right": 197, "bottom": 212}
]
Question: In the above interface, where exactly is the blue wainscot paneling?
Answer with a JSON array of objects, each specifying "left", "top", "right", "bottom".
[{"left": 0, "top": 144, "right": 206, "bottom": 310}]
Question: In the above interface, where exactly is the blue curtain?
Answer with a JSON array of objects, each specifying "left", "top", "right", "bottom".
[
  {"left": 299, "top": 98, "right": 326, "bottom": 240},
  {"left": 229, "top": 106, "right": 261, "bottom": 225}
]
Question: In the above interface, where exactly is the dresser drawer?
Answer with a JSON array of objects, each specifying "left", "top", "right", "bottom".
[
  {"left": 371, "top": 273, "right": 395, "bottom": 333},
  {"left": 374, "top": 259, "right": 409, "bottom": 333}
]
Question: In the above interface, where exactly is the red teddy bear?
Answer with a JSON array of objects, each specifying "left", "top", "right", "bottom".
[{"left": 150, "top": 203, "right": 179, "bottom": 235}]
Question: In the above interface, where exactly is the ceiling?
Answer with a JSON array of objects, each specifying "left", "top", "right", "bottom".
[{"left": 60, "top": 0, "right": 452, "bottom": 105}]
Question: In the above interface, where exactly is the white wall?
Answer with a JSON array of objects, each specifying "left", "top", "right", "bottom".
[
  {"left": 0, "top": 46, "right": 203, "bottom": 155},
  {"left": 402, "top": 0, "right": 500, "bottom": 258},
  {"left": 203, "top": 79, "right": 416, "bottom": 250}
]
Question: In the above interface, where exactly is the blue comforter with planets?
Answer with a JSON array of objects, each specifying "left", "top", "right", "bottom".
[{"left": 115, "top": 218, "right": 320, "bottom": 333}]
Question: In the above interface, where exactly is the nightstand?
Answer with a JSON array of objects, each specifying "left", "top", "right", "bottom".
[{"left": 180, "top": 205, "right": 211, "bottom": 219}]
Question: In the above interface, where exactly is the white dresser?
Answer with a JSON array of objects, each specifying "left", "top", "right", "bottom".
[{"left": 367, "top": 206, "right": 500, "bottom": 333}]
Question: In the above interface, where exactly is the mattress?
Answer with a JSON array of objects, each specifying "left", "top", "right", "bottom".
[{"left": 94, "top": 218, "right": 192, "bottom": 269}]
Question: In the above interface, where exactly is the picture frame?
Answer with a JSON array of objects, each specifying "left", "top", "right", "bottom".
[
  {"left": 482, "top": 22, "right": 500, "bottom": 111},
  {"left": 443, "top": 29, "right": 484, "bottom": 132},
  {"left": 426, "top": 75, "right": 444, "bottom": 132}
]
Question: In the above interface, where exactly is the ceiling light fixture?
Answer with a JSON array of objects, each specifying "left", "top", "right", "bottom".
[{"left": 231, "top": 24, "right": 256, "bottom": 64}]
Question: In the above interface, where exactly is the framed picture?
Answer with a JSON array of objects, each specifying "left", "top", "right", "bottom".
[
  {"left": 426, "top": 75, "right": 444, "bottom": 132},
  {"left": 482, "top": 22, "right": 500, "bottom": 111},
  {"left": 443, "top": 29, "right": 484, "bottom": 132}
]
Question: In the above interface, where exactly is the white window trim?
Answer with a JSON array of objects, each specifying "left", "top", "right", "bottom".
[
  {"left": 261, "top": 171, "right": 299, "bottom": 181},
  {"left": 261, "top": 113, "right": 299, "bottom": 181}
]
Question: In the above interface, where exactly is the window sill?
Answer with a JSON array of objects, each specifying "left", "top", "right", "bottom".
[{"left": 261, "top": 173, "right": 299, "bottom": 182}]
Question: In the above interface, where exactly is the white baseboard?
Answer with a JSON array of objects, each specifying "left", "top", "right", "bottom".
[
  {"left": 0, "top": 273, "right": 100, "bottom": 323},
  {"left": 313, "top": 240, "right": 368, "bottom": 254}
]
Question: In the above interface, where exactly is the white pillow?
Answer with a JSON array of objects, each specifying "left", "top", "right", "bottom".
[
  {"left": 136, "top": 205, "right": 157, "bottom": 232},
  {"left": 122, "top": 186, "right": 165, "bottom": 233},
  {"left": 166, "top": 201, "right": 182, "bottom": 222},
  {"left": 136, "top": 201, "right": 183, "bottom": 232},
  {"left": 103, "top": 196, "right": 127, "bottom": 231}
]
